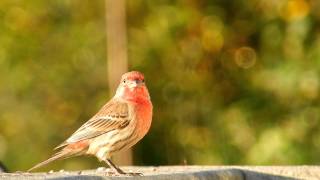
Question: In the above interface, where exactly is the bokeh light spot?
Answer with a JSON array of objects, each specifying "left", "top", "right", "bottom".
[
  {"left": 235, "top": 47, "right": 257, "bottom": 69},
  {"left": 201, "top": 16, "right": 224, "bottom": 52},
  {"left": 282, "top": 0, "right": 310, "bottom": 21},
  {"left": 299, "top": 71, "right": 319, "bottom": 100},
  {"left": 5, "top": 6, "right": 33, "bottom": 31}
]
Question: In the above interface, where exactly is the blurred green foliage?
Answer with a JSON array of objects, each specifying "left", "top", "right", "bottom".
[{"left": 1, "top": 0, "right": 320, "bottom": 171}]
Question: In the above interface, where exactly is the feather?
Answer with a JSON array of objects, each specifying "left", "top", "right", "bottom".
[
  {"left": 28, "top": 147, "right": 84, "bottom": 172},
  {"left": 54, "top": 99, "right": 131, "bottom": 150}
]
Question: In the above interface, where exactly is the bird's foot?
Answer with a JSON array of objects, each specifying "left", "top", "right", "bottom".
[
  {"left": 103, "top": 159, "right": 143, "bottom": 176},
  {"left": 102, "top": 170, "right": 143, "bottom": 176},
  {"left": 113, "top": 168, "right": 143, "bottom": 176},
  {"left": 115, "top": 171, "right": 143, "bottom": 176}
]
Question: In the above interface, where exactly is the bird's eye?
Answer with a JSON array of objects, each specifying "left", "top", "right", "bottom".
[
  {"left": 142, "top": 79, "right": 145, "bottom": 83},
  {"left": 123, "top": 80, "right": 126, "bottom": 83}
]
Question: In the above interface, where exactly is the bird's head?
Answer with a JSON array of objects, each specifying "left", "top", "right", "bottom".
[{"left": 115, "top": 71, "right": 150, "bottom": 102}]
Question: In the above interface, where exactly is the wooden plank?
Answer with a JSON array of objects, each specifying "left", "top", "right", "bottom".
[{"left": 1, "top": 166, "right": 318, "bottom": 179}]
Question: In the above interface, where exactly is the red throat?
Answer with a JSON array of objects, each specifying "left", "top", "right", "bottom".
[{"left": 120, "top": 86, "right": 150, "bottom": 103}]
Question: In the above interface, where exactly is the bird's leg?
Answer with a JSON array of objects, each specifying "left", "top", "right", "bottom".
[
  {"left": 104, "top": 159, "right": 142, "bottom": 176},
  {"left": 105, "top": 159, "right": 125, "bottom": 174}
]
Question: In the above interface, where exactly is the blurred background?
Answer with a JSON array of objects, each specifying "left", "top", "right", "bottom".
[{"left": 0, "top": 0, "right": 320, "bottom": 171}]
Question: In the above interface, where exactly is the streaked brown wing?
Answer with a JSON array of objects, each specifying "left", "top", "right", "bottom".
[{"left": 55, "top": 99, "right": 131, "bottom": 149}]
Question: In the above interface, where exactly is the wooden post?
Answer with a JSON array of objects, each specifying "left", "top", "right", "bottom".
[{"left": 105, "top": 0, "right": 132, "bottom": 165}]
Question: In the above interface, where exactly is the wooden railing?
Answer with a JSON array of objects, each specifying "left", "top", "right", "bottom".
[{"left": 0, "top": 166, "right": 318, "bottom": 179}]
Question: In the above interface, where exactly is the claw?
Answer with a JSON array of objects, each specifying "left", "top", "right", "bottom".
[{"left": 116, "top": 172, "right": 143, "bottom": 176}]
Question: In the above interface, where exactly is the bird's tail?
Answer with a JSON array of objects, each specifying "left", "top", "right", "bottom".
[{"left": 28, "top": 148, "right": 84, "bottom": 172}]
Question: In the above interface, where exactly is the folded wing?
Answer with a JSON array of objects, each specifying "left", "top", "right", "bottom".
[{"left": 55, "top": 99, "right": 131, "bottom": 149}]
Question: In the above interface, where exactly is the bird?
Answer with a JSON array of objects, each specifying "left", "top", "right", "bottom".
[{"left": 28, "top": 71, "right": 153, "bottom": 175}]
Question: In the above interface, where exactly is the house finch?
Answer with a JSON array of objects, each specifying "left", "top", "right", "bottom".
[{"left": 28, "top": 71, "right": 153, "bottom": 175}]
